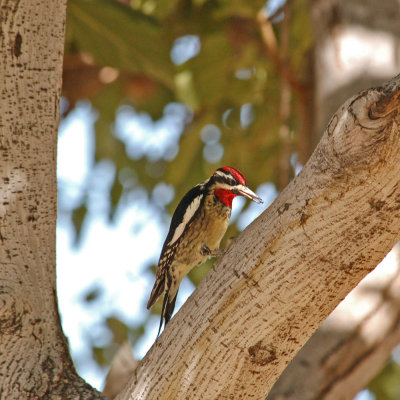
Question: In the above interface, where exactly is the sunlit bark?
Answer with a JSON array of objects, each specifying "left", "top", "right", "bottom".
[
  {"left": 117, "top": 76, "right": 400, "bottom": 400},
  {"left": 265, "top": 2, "right": 400, "bottom": 397},
  {"left": 0, "top": 1, "right": 106, "bottom": 398},
  {"left": 268, "top": 245, "right": 400, "bottom": 400}
]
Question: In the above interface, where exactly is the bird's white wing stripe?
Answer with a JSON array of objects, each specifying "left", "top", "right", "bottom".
[{"left": 169, "top": 194, "right": 203, "bottom": 245}]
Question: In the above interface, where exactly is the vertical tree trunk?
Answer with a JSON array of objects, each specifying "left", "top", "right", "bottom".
[{"left": 0, "top": 1, "right": 105, "bottom": 398}]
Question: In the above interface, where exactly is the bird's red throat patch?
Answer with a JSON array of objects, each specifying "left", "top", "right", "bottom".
[{"left": 214, "top": 188, "right": 237, "bottom": 208}]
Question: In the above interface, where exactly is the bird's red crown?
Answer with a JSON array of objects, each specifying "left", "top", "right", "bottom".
[{"left": 217, "top": 166, "right": 247, "bottom": 185}]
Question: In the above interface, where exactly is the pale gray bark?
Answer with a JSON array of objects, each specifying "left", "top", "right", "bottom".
[
  {"left": 268, "top": 244, "right": 400, "bottom": 400},
  {"left": 3, "top": 2, "right": 400, "bottom": 400},
  {"left": 117, "top": 76, "right": 400, "bottom": 400},
  {"left": 263, "top": 3, "right": 400, "bottom": 398},
  {"left": 0, "top": 1, "right": 106, "bottom": 398}
]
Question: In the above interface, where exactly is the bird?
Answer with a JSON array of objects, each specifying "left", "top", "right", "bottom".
[{"left": 147, "top": 166, "right": 263, "bottom": 336}]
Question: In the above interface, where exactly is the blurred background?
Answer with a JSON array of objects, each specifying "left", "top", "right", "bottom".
[{"left": 58, "top": 0, "right": 400, "bottom": 398}]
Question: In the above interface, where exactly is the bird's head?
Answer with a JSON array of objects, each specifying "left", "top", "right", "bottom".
[{"left": 210, "top": 166, "right": 263, "bottom": 208}]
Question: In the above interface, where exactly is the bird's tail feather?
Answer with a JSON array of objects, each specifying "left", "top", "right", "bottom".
[
  {"left": 164, "top": 291, "right": 178, "bottom": 326},
  {"left": 147, "top": 276, "right": 165, "bottom": 310},
  {"left": 156, "top": 289, "right": 178, "bottom": 338}
]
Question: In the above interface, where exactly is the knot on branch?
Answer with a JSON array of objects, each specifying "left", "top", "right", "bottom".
[
  {"left": 248, "top": 341, "right": 277, "bottom": 366},
  {"left": 369, "top": 86, "right": 400, "bottom": 120},
  {"left": 318, "top": 77, "right": 400, "bottom": 176},
  {"left": 0, "top": 288, "right": 23, "bottom": 334}
]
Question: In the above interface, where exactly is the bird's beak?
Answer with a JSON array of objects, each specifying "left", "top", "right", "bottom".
[{"left": 236, "top": 185, "right": 263, "bottom": 204}]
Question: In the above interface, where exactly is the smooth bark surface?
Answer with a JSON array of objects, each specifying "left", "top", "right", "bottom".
[
  {"left": 117, "top": 76, "right": 400, "bottom": 400},
  {"left": 0, "top": 1, "right": 105, "bottom": 398}
]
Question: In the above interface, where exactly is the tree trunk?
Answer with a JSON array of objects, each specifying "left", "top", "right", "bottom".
[
  {"left": 117, "top": 76, "right": 400, "bottom": 400},
  {"left": 0, "top": 1, "right": 105, "bottom": 398},
  {"left": 3, "top": 2, "right": 400, "bottom": 400}
]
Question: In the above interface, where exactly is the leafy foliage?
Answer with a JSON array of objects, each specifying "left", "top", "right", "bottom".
[
  {"left": 63, "top": 0, "right": 311, "bottom": 241},
  {"left": 67, "top": 0, "right": 174, "bottom": 88}
]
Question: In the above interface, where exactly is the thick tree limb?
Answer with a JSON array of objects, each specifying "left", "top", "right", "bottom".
[
  {"left": 0, "top": 1, "right": 106, "bottom": 398},
  {"left": 268, "top": 244, "right": 400, "bottom": 400},
  {"left": 117, "top": 76, "right": 400, "bottom": 400}
]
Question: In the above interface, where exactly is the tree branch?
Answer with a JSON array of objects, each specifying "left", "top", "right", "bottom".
[
  {"left": 257, "top": 7, "right": 307, "bottom": 101},
  {"left": 268, "top": 244, "right": 400, "bottom": 399},
  {"left": 117, "top": 75, "right": 400, "bottom": 400}
]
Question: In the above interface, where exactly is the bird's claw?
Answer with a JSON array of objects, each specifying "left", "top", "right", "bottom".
[
  {"left": 201, "top": 245, "right": 224, "bottom": 258},
  {"left": 200, "top": 245, "right": 211, "bottom": 256}
]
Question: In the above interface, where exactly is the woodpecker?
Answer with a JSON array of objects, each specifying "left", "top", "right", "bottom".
[{"left": 147, "top": 166, "right": 263, "bottom": 336}]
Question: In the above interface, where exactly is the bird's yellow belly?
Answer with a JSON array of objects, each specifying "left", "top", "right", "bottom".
[
  {"left": 202, "top": 211, "right": 229, "bottom": 252},
  {"left": 173, "top": 197, "right": 230, "bottom": 281}
]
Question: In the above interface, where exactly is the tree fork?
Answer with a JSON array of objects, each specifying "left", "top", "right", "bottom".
[{"left": 118, "top": 76, "right": 400, "bottom": 400}]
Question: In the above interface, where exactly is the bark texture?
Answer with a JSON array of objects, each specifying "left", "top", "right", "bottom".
[
  {"left": 117, "top": 76, "right": 400, "bottom": 400},
  {"left": 268, "top": 244, "right": 400, "bottom": 400},
  {"left": 0, "top": 1, "right": 106, "bottom": 398},
  {"left": 265, "top": 4, "right": 400, "bottom": 398}
]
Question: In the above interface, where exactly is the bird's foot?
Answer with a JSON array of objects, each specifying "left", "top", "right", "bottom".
[
  {"left": 210, "top": 249, "right": 224, "bottom": 257},
  {"left": 200, "top": 244, "right": 212, "bottom": 256},
  {"left": 201, "top": 245, "right": 224, "bottom": 258}
]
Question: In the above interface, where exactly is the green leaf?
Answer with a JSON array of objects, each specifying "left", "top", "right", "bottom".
[
  {"left": 71, "top": 203, "right": 87, "bottom": 246},
  {"left": 66, "top": 0, "right": 175, "bottom": 89},
  {"left": 106, "top": 316, "right": 129, "bottom": 344},
  {"left": 164, "top": 114, "right": 207, "bottom": 192},
  {"left": 90, "top": 81, "right": 127, "bottom": 162},
  {"left": 188, "top": 259, "right": 213, "bottom": 286},
  {"left": 186, "top": 32, "right": 233, "bottom": 105},
  {"left": 83, "top": 286, "right": 102, "bottom": 302},
  {"left": 109, "top": 177, "right": 124, "bottom": 221},
  {"left": 151, "top": 0, "right": 181, "bottom": 18},
  {"left": 213, "top": 0, "right": 267, "bottom": 19},
  {"left": 93, "top": 346, "right": 108, "bottom": 366}
]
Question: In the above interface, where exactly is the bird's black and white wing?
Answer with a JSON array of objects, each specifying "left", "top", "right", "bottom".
[{"left": 146, "top": 182, "right": 207, "bottom": 309}]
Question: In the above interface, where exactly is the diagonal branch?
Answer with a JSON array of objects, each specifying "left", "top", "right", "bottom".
[
  {"left": 117, "top": 75, "right": 400, "bottom": 400},
  {"left": 267, "top": 244, "right": 400, "bottom": 400}
]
